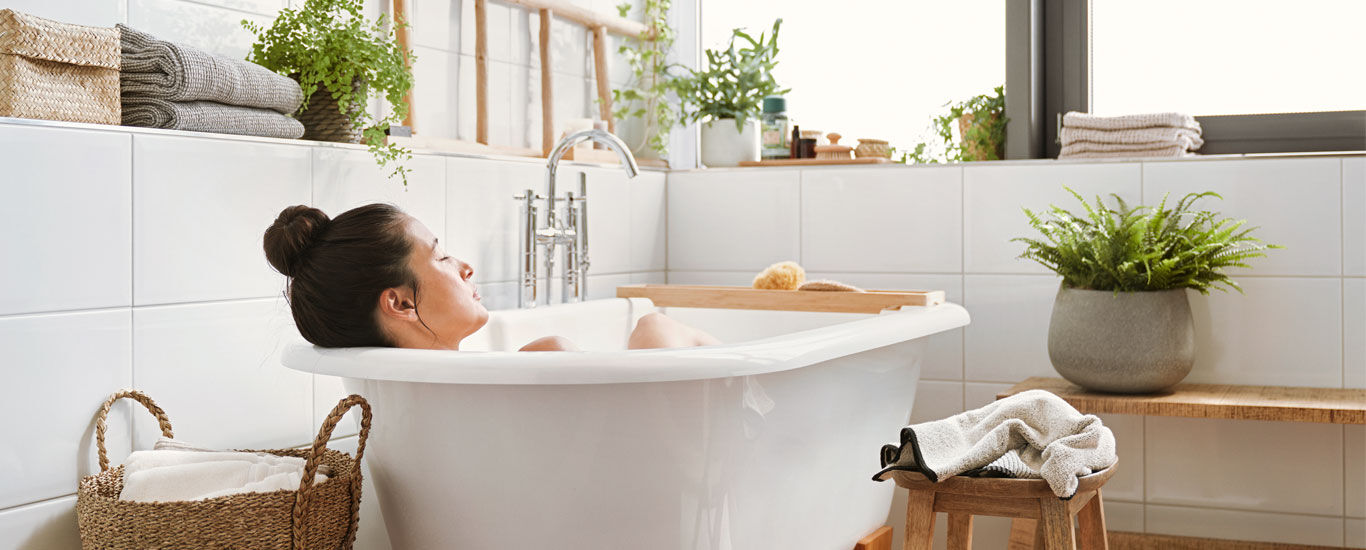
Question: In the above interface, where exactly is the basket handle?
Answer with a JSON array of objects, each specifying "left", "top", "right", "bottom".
[
  {"left": 95, "top": 390, "right": 174, "bottom": 472},
  {"left": 292, "top": 394, "right": 372, "bottom": 550}
]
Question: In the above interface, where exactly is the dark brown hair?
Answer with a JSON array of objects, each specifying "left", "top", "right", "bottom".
[{"left": 264, "top": 203, "right": 415, "bottom": 347}]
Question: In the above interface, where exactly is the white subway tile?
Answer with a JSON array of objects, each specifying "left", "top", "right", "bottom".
[
  {"left": 509, "top": 63, "right": 542, "bottom": 150},
  {"left": 0, "top": 311, "right": 131, "bottom": 509},
  {"left": 4, "top": 0, "right": 123, "bottom": 26},
  {"left": 1350, "top": 518, "right": 1366, "bottom": 549},
  {"left": 1104, "top": 500, "right": 1144, "bottom": 533},
  {"left": 586, "top": 273, "right": 634, "bottom": 301},
  {"left": 127, "top": 0, "right": 273, "bottom": 60},
  {"left": 578, "top": 167, "right": 631, "bottom": 275},
  {"left": 667, "top": 170, "right": 801, "bottom": 271},
  {"left": 457, "top": 54, "right": 476, "bottom": 140},
  {"left": 550, "top": 74, "right": 593, "bottom": 132},
  {"left": 132, "top": 299, "right": 312, "bottom": 450},
  {"left": 1346, "top": 158, "right": 1366, "bottom": 276},
  {"left": 509, "top": 7, "right": 538, "bottom": 66},
  {"left": 1146, "top": 417, "right": 1343, "bottom": 516},
  {"left": 0, "top": 496, "right": 80, "bottom": 550},
  {"left": 963, "top": 382, "right": 1014, "bottom": 409},
  {"left": 132, "top": 134, "right": 310, "bottom": 305},
  {"left": 665, "top": 271, "right": 759, "bottom": 286},
  {"left": 909, "top": 381, "right": 963, "bottom": 424},
  {"left": 549, "top": 16, "right": 591, "bottom": 77},
  {"left": 0, "top": 126, "right": 130, "bottom": 315},
  {"left": 1348, "top": 425, "right": 1364, "bottom": 518},
  {"left": 629, "top": 171, "right": 668, "bottom": 272},
  {"left": 1143, "top": 158, "right": 1342, "bottom": 276},
  {"left": 801, "top": 166, "right": 962, "bottom": 273},
  {"left": 182, "top": 0, "right": 284, "bottom": 16},
  {"left": 444, "top": 158, "right": 544, "bottom": 283},
  {"left": 1348, "top": 279, "right": 1366, "bottom": 389},
  {"left": 1095, "top": 414, "right": 1142, "bottom": 502},
  {"left": 1145, "top": 504, "right": 1343, "bottom": 547},
  {"left": 962, "top": 274, "right": 1060, "bottom": 383},
  {"left": 456, "top": 0, "right": 511, "bottom": 61},
  {"left": 312, "top": 375, "right": 359, "bottom": 440},
  {"left": 476, "top": 281, "right": 520, "bottom": 311},
  {"left": 312, "top": 150, "right": 447, "bottom": 237},
  {"left": 963, "top": 163, "right": 1141, "bottom": 274},
  {"left": 1185, "top": 277, "right": 1341, "bottom": 387},
  {"left": 411, "top": 47, "right": 460, "bottom": 140},
  {"left": 411, "top": 0, "right": 461, "bottom": 51},
  {"left": 488, "top": 61, "right": 514, "bottom": 145},
  {"left": 805, "top": 273, "right": 963, "bottom": 380}
]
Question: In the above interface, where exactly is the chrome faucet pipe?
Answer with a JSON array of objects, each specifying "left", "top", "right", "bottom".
[{"left": 544, "top": 129, "right": 639, "bottom": 229}]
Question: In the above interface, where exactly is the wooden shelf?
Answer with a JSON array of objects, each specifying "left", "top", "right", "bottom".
[
  {"left": 615, "top": 284, "right": 945, "bottom": 313},
  {"left": 737, "top": 157, "right": 896, "bottom": 167},
  {"left": 998, "top": 377, "right": 1366, "bottom": 424}
]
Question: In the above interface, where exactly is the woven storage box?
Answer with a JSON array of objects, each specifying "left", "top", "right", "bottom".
[
  {"left": 77, "top": 390, "right": 372, "bottom": 550},
  {"left": 0, "top": 9, "right": 120, "bottom": 125}
]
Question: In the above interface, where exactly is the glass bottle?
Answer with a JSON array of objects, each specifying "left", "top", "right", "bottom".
[{"left": 760, "top": 96, "right": 790, "bottom": 159}]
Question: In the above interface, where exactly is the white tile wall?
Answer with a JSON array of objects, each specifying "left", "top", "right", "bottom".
[
  {"left": 0, "top": 496, "right": 81, "bottom": 550},
  {"left": 1348, "top": 425, "right": 1365, "bottom": 519},
  {"left": 908, "top": 381, "right": 963, "bottom": 424},
  {"left": 1105, "top": 500, "right": 1144, "bottom": 533},
  {"left": 312, "top": 150, "right": 448, "bottom": 236},
  {"left": 1146, "top": 417, "right": 1343, "bottom": 516},
  {"left": 579, "top": 167, "right": 632, "bottom": 275},
  {"left": 962, "top": 382, "right": 1014, "bottom": 410},
  {"left": 127, "top": 0, "right": 276, "bottom": 59},
  {"left": 1185, "top": 277, "right": 1342, "bottom": 387},
  {"left": 1346, "top": 158, "right": 1366, "bottom": 276},
  {"left": 629, "top": 171, "right": 669, "bottom": 272},
  {"left": 131, "top": 299, "right": 312, "bottom": 450},
  {"left": 4, "top": 0, "right": 125, "bottom": 27},
  {"left": 0, "top": 311, "right": 132, "bottom": 509},
  {"left": 0, "top": 126, "right": 131, "bottom": 315},
  {"left": 665, "top": 271, "right": 759, "bottom": 286},
  {"left": 1145, "top": 504, "right": 1345, "bottom": 547},
  {"left": 963, "top": 274, "right": 1060, "bottom": 382},
  {"left": 132, "top": 134, "right": 311, "bottom": 305},
  {"left": 1096, "top": 414, "right": 1143, "bottom": 502},
  {"left": 801, "top": 167, "right": 962, "bottom": 273},
  {"left": 963, "top": 163, "right": 1142, "bottom": 274},
  {"left": 1350, "top": 518, "right": 1366, "bottom": 549},
  {"left": 668, "top": 170, "right": 802, "bottom": 271},
  {"left": 444, "top": 158, "right": 544, "bottom": 283},
  {"left": 410, "top": 47, "right": 461, "bottom": 140},
  {"left": 806, "top": 273, "right": 963, "bottom": 380},
  {"left": 1348, "top": 279, "right": 1366, "bottom": 389},
  {"left": 1144, "top": 158, "right": 1343, "bottom": 276}
]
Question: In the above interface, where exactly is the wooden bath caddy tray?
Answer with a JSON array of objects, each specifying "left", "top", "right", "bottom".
[
  {"left": 615, "top": 284, "right": 945, "bottom": 313},
  {"left": 737, "top": 157, "right": 896, "bottom": 167}
]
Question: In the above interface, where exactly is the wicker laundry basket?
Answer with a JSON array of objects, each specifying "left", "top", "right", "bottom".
[
  {"left": 76, "top": 390, "right": 372, "bottom": 550},
  {"left": 0, "top": 9, "right": 120, "bottom": 125}
]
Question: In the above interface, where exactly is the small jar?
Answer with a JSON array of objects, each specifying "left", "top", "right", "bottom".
[{"left": 760, "top": 96, "right": 790, "bottom": 159}]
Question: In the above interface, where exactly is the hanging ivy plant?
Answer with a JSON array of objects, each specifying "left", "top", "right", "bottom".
[{"left": 611, "top": 0, "right": 676, "bottom": 156}]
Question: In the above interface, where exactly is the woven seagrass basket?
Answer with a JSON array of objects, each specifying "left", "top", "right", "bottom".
[
  {"left": 298, "top": 77, "right": 366, "bottom": 144},
  {"left": 0, "top": 9, "right": 120, "bottom": 125},
  {"left": 76, "top": 390, "right": 372, "bottom": 550}
]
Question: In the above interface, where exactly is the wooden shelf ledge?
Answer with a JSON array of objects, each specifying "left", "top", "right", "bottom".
[{"left": 998, "top": 377, "right": 1365, "bottom": 424}]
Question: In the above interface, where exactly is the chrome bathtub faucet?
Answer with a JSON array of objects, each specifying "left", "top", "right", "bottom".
[{"left": 517, "top": 129, "right": 640, "bottom": 308}]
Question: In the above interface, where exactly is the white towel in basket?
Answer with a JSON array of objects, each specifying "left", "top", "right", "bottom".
[{"left": 118, "top": 443, "right": 327, "bottom": 503}]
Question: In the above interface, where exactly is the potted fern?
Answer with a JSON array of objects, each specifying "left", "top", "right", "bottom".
[
  {"left": 1014, "top": 189, "right": 1278, "bottom": 393},
  {"left": 671, "top": 19, "right": 786, "bottom": 167}
]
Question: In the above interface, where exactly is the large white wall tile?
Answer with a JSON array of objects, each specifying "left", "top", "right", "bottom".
[
  {"left": 1146, "top": 504, "right": 1344, "bottom": 547},
  {"left": 445, "top": 158, "right": 543, "bottom": 283},
  {"left": 909, "top": 381, "right": 963, "bottom": 424},
  {"left": 410, "top": 0, "right": 461, "bottom": 51},
  {"left": 4, "top": 0, "right": 124, "bottom": 27},
  {"left": 963, "top": 274, "right": 1060, "bottom": 383},
  {"left": 1143, "top": 158, "right": 1342, "bottom": 276},
  {"left": 1348, "top": 279, "right": 1366, "bottom": 389},
  {"left": 631, "top": 271, "right": 666, "bottom": 284},
  {"left": 1146, "top": 417, "right": 1342, "bottom": 516},
  {"left": 630, "top": 171, "right": 668, "bottom": 272},
  {"left": 411, "top": 47, "right": 460, "bottom": 140},
  {"left": 963, "top": 382, "right": 1014, "bottom": 409},
  {"left": 133, "top": 135, "right": 311, "bottom": 305},
  {"left": 806, "top": 273, "right": 963, "bottom": 380},
  {"left": 0, "top": 126, "right": 130, "bottom": 315},
  {"left": 1104, "top": 500, "right": 1143, "bottom": 533},
  {"left": 668, "top": 170, "right": 801, "bottom": 271},
  {"left": 0, "top": 311, "right": 131, "bottom": 509},
  {"left": 1348, "top": 425, "right": 1364, "bottom": 518},
  {"left": 1185, "top": 277, "right": 1341, "bottom": 387},
  {"left": 586, "top": 273, "right": 634, "bottom": 301},
  {"left": 1350, "top": 518, "right": 1366, "bottom": 549},
  {"left": 127, "top": 0, "right": 273, "bottom": 60},
  {"left": 964, "top": 163, "right": 1141, "bottom": 273},
  {"left": 132, "top": 299, "right": 312, "bottom": 450},
  {"left": 1095, "top": 413, "right": 1142, "bottom": 502},
  {"left": 0, "top": 496, "right": 80, "bottom": 550},
  {"left": 665, "top": 271, "right": 758, "bottom": 286},
  {"left": 802, "top": 167, "right": 962, "bottom": 273},
  {"left": 312, "top": 150, "right": 447, "bottom": 236},
  {"left": 578, "top": 167, "right": 632, "bottom": 275},
  {"left": 186, "top": 0, "right": 285, "bottom": 15},
  {"left": 1347, "top": 158, "right": 1366, "bottom": 276}
]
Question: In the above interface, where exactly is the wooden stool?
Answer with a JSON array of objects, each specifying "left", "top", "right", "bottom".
[{"left": 887, "top": 465, "right": 1116, "bottom": 550}]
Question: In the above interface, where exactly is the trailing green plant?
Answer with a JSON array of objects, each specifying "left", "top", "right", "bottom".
[
  {"left": 1013, "top": 188, "right": 1280, "bottom": 294},
  {"left": 242, "top": 0, "right": 414, "bottom": 184},
  {"left": 611, "top": 0, "right": 675, "bottom": 156},
  {"left": 670, "top": 19, "right": 788, "bottom": 132},
  {"left": 905, "top": 85, "right": 1007, "bottom": 163}
]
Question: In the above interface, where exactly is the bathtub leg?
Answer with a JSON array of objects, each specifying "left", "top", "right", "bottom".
[{"left": 903, "top": 489, "right": 936, "bottom": 550}]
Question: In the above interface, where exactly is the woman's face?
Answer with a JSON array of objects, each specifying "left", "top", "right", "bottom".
[{"left": 402, "top": 217, "right": 488, "bottom": 348}]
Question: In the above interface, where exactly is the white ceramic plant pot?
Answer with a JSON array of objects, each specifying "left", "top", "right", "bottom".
[{"left": 700, "top": 118, "right": 760, "bottom": 167}]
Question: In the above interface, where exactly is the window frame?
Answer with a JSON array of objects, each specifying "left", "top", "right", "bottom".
[{"left": 1005, "top": 0, "right": 1366, "bottom": 159}]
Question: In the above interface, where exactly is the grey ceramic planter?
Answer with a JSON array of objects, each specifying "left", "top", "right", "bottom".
[{"left": 1047, "top": 285, "right": 1195, "bottom": 393}]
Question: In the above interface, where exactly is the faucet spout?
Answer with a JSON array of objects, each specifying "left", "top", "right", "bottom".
[{"left": 545, "top": 129, "right": 640, "bottom": 227}]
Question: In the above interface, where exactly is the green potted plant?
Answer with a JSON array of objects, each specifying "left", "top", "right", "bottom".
[
  {"left": 1014, "top": 189, "right": 1278, "bottom": 393},
  {"left": 670, "top": 19, "right": 786, "bottom": 167},
  {"left": 611, "top": 0, "right": 675, "bottom": 158},
  {"left": 242, "top": 0, "right": 414, "bottom": 183},
  {"left": 904, "top": 86, "right": 1007, "bottom": 163}
]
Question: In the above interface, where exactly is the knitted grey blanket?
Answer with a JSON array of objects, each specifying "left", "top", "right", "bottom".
[
  {"left": 117, "top": 25, "right": 302, "bottom": 114},
  {"left": 874, "top": 389, "right": 1117, "bottom": 498},
  {"left": 123, "top": 98, "right": 304, "bottom": 139}
]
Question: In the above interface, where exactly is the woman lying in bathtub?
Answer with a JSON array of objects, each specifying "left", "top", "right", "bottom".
[{"left": 264, "top": 203, "right": 718, "bottom": 351}]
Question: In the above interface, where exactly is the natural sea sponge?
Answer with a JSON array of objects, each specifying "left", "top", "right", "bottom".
[{"left": 752, "top": 261, "right": 806, "bottom": 290}]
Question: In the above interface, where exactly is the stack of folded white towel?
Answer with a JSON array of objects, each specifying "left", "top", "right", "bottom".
[
  {"left": 1059, "top": 111, "right": 1203, "bottom": 159},
  {"left": 118, "top": 437, "right": 328, "bottom": 503}
]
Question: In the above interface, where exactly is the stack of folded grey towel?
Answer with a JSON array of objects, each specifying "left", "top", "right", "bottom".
[
  {"left": 1059, "top": 111, "right": 1203, "bottom": 159},
  {"left": 117, "top": 25, "right": 305, "bottom": 139}
]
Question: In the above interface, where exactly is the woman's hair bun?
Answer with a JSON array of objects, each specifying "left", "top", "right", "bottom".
[{"left": 264, "top": 205, "right": 331, "bottom": 277}]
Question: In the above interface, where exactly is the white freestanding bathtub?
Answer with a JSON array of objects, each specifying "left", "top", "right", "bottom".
[{"left": 284, "top": 298, "right": 969, "bottom": 550}]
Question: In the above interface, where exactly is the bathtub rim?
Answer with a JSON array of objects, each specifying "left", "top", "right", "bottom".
[{"left": 282, "top": 300, "right": 969, "bottom": 385}]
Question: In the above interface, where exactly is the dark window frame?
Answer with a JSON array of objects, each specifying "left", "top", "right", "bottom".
[{"left": 1005, "top": 0, "right": 1366, "bottom": 159}]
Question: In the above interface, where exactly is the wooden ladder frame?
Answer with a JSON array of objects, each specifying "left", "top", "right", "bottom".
[{"left": 389, "top": 0, "right": 655, "bottom": 159}]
